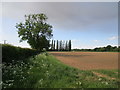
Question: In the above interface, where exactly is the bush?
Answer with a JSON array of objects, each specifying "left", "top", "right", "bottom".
[{"left": 2, "top": 44, "right": 39, "bottom": 63}]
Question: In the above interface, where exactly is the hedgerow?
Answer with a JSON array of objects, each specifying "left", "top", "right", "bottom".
[{"left": 2, "top": 44, "right": 39, "bottom": 63}]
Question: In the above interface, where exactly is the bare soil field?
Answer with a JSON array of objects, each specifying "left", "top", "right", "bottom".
[{"left": 49, "top": 52, "right": 118, "bottom": 70}]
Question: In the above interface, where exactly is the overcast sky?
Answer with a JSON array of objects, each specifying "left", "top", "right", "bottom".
[{"left": 1, "top": 2, "right": 118, "bottom": 49}]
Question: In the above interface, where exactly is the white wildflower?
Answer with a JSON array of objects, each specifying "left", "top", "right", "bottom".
[
  {"left": 0, "top": 81, "right": 2, "bottom": 85},
  {"left": 105, "top": 82, "right": 109, "bottom": 85},
  {"left": 27, "top": 71, "right": 30, "bottom": 74},
  {"left": 76, "top": 81, "right": 82, "bottom": 85},
  {"left": 8, "top": 80, "right": 14, "bottom": 82},
  {"left": 38, "top": 79, "right": 43, "bottom": 85},
  {"left": 8, "top": 83, "right": 13, "bottom": 86},
  {"left": 13, "top": 71, "right": 16, "bottom": 74},
  {"left": 98, "top": 78, "right": 102, "bottom": 81}
]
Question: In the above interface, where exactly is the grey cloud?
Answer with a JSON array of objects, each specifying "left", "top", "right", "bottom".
[
  {"left": 2, "top": 2, "right": 117, "bottom": 32},
  {"left": 1, "top": 0, "right": 120, "bottom": 2}
]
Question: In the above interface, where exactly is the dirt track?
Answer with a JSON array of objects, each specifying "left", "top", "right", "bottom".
[{"left": 49, "top": 52, "right": 118, "bottom": 70}]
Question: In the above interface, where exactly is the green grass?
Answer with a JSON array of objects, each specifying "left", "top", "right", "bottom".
[
  {"left": 2, "top": 52, "right": 120, "bottom": 88},
  {"left": 92, "top": 70, "right": 120, "bottom": 79}
]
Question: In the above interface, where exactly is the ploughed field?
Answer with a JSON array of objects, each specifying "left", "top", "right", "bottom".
[{"left": 49, "top": 52, "right": 118, "bottom": 70}]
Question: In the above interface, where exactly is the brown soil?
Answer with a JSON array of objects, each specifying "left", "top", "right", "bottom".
[
  {"left": 49, "top": 52, "right": 118, "bottom": 70},
  {"left": 92, "top": 71, "right": 117, "bottom": 80}
]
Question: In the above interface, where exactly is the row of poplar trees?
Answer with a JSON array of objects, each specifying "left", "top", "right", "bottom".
[{"left": 50, "top": 40, "right": 71, "bottom": 51}]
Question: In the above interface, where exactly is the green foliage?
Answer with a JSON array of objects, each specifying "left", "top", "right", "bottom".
[
  {"left": 56, "top": 40, "right": 58, "bottom": 51},
  {"left": 60, "top": 40, "right": 62, "bottom": 51},
  {"left": 2, "top": 44, "right": 39, "bottom": 63},
  {"left": 2, "top": 53, "right": 119, "bottom": 88},
  {"left": 16, "top": 13, "right": 53, "bottom": 51},
  {"left": 65, "top": 41, "right": 68, "bottom": 51},
  {"left": 92, "top": 70, "right": 119, "bottom": 79},
  {"left": 73, "top": 45, "right": 119, "bottom": 52},
  {"left": 53, "top": 40, "right": 55, "bottom": 50},
  {"left": 69, "top": 40, "right": 71, "bottom": 51},
  {"left": 51, "top": 40, "right": 54, "bottom": 50}
]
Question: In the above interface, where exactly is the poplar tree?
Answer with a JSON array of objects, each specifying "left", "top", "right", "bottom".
[
  {"left": 60, "top": 40, "right": 62, "bottom": 51},
  {"left": 69, "top": 40, "right": 71, "bottom": 51},
  {"left": 56, "top": 40, "right": 59, "bottom": 51},
  {"left": 54, "top": 40, "right": 55, "bottom": 51},
  {"left": 51, "top": 40, "right": 54, "bottom": 50},
  {"left": 65, "top": 41, "right": 68, "bottom": 51}
]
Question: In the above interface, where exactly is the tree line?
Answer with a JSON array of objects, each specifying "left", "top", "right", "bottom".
[
  {"left": 49, "top": 40, "right": 71, "bottom": 51},
  {"left": 73, "top": 45, "right": 120, "bottom": 52}
]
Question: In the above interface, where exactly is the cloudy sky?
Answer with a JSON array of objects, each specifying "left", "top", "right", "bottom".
[{"left": 1, "top": 2, "right": 118, "bottom": 49}]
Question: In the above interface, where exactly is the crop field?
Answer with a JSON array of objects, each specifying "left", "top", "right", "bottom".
[
  {"left": 49, "top": 52, "right": 120, "bottom": 88},
  {"left": 49, "top": 52, "right": 118, "bottom": 70}
]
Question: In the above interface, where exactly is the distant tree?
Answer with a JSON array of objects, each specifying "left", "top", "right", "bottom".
[
  {"left": 118, "top": 46, "right": 120, "bottom": 48},
  {"left": 94, "top": 48, "right": 99, "bottom": 51},
  {"left": 105, "top": 45, "right": 112, "bottom": 51},
  {"left": 62, "top": 40, "right": 65, "bottom": 51},
  {"left": 113, "top": 46, "right": 117, "bottom": 49},
  {"left": 118, "top": 46, "right": 120, "bottom": 52},
  {"left": 69, "top": 40, "right": 71, "bottom": 51},
  {"left": 74, "top": 45, "right": 119, "bottom": 52},
  {"left": 88, "top": 49, "right": 91, "bottom": 51},
  {"left": 113, "top": 47, "right": 118, "bottom": 52},
  {"left": 65, "top": 41, "right": 68, "bottom": 51},
  {"left": 99, "top": 47, "right": 106, "bottom": 52},
  {"left": 60, "top": 40, "right": 62, "bottom": 51},
  {"left": 16, "top": 13, "right": 53, "bottom": 51},
  {"left": 56, "top": 40, "right": 58, "bottom": 51},
  {"left": 112, "top": 46, "right": 117, "bottom": 52},
  {"left": 51, "top": 40, "right": 54, "bottom": 50},
  {"left": 54, "top": 40, "right": 55, "bottom": 51},
  {"left": 58, "top": 41, "right": 60, "bottom": 51}
]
